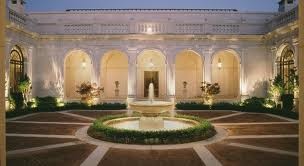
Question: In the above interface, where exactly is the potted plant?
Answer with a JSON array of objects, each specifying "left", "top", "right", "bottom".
[
  {"left": 76, "top": 82, "right": 103, "bottom": 105},
  {"left": 200, "top": 81, "right": 220, "bottom": 107}
]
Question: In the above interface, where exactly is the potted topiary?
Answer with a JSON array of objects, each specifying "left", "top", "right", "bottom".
[
  {"left": 76, "top": 82, "right": 104, "bottom": 105},
  {"left": 200, "top": 81, "right": 220, "bottom": 108}
]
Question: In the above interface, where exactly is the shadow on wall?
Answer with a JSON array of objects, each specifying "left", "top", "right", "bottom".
[{"left": 250, "top": 80, "right": 269, "bottom": 97}]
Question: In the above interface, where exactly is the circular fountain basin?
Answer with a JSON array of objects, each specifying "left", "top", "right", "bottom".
[
  {"left": 104, "top": 117, "right": 198, "bottom": 131},
  {"left": 129, "top": 101, "right": 174, "bottom": 116}
]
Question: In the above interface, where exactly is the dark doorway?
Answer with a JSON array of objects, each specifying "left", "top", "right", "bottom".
[{"left": 144, "top": 71, "right": 159, "bottom": 97}]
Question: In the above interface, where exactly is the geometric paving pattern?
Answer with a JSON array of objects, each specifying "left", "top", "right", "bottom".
[{"left": 6, "top": 110, "right": 299, "bottom": 166}]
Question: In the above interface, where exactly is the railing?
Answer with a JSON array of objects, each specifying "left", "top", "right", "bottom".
[
  {"left": 8, "top": 8, "right": 26, "bottom": 27},
  {"left": 268, "top": 6, "right": 298, "bottom": 30}
]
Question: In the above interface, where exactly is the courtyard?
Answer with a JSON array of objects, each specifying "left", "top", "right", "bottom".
[{"left": 6, "top": 110, "right": 298, "bottom": 166}]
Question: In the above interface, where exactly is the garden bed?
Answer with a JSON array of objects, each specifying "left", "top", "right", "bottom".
[{"left": 88, "top": 114, "right": 216, "bottom": 145}]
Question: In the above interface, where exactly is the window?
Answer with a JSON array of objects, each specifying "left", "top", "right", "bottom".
[
  {"left": 11, "top": 0, "right": 17, "bottom": 4},
  {"left": 276, "top": 46, "right": 294, "bottom": 90},
  {"left": 287, "top": 0, "right": 293, "bottom": 4},
  {"left": 9, "top": 46, "right": 24, "bottom": 92}
]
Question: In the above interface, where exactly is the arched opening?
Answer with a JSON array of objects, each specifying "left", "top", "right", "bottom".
[
  {"left": 175, "top": 50, "right": 203, "bottom": 99},
  {"left": 212, "top": 50, "right": 240, "bottom": 99},
  {"left": 137, "top": 49, "right": 166, "bottom": 99},
  {"left": 9, "top": 45, "right": 24, "bottom": 92},
  {"left": 276, "top": 45, "right": 295, "bottom": 89},
  {"left": 64, "top": 50, "right": 92, "bottom": 99},
  {"left": 100, "top": 50, "right": 128, "bottom": 99}
]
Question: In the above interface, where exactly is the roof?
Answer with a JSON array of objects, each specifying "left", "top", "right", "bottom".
[{"left": 65, "top": 8, "right": 238, "bottom": 12}]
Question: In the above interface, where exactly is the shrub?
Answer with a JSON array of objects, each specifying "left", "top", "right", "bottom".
[
  {"left": 10, "top": 92, "right": 24, "bottom": 110},
  {"left": 281, "top": 94, "right": 294, "bottom": 111},
  {"left": 88, "top": 114, "right": 216, "bottom": 144},
  {"left": 176, "top": 102, "right": 210, "bottom": 110},
  {"left": 36, "top": 96, "right": 57, "bottom": 111},
  {"left": 242, "top": 97, "right": 265, "bottom": 112},
  {"left": 212, "top": 102, "right": 241, "bottom": 110}
]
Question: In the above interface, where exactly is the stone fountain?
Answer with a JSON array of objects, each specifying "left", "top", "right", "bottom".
[
  {"left": 129, "top": 83, "right": 173, "bottom": 117},
  {"left": 103, "top": 82, "right": 197, "bottom": 131},
  {"left": 129, "top": 83, "right": 174, "bottom": 130}
]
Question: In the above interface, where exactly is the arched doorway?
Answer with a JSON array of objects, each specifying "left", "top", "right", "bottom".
[
  {"left": 9, "top": 46, "right": 24, "bottom": 92},
  {"left": 276, "top": 45, "right": 295, "bottom": 89},
  {"left": 100, "top": 50, "right": 128, "bottom": 99},
  {"left": 175, "top": 50, "right": 203, "bottom": 98},
  {"left": 64, "top": 50, "right": 92, "bottom": 99},
  {"left": 212, "top": 50, "right": 240, "bottom": 99},
  {"left": 137, "top": 49, "right": 166, "bottom": 99}
]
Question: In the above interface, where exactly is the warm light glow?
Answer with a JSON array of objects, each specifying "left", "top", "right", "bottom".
[
  {"left": 148, "top": 58, "right": 154, "bottom": 68},
  {"left": 217, "top": 58, "right": 222, "bottom": 69},
  {"left": 81, "top": 58, "right": 86, "bottom": 68},
  {"left": 147, "top": 27, "right": 152, "bottom": 34}
]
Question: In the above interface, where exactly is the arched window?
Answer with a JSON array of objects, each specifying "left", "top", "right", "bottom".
[
  {"left": 276, "top": 46, "right": 294, "bottom": 87},
  {"left": 9, "top": 46, "right": 24, "bottom": 92}
]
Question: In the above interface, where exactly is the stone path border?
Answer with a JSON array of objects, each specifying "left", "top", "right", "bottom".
[
  {"left": 8, "top": 121, "right": 92, "bottom": 125},
  {"left": 227, "top": 142, "right": 298, "bottom": 156},
  {"left": 227, "top": 134, "right": 298, "bottom": 139},
  {"left": 59, "top": 112, "right": 96, "bottom": 121},
  {"left": 6, "top": 112, "right": 41, "bottom": 122},
  {"left": 75, "top": 126, "right": 228, "bottom": 150},
  {"left": 6, "top": 133, "right": 76, "bottom": 139},
  {"left": 80, "top": 146, "right": 109, "bottom": 166},
  {"left": 7, "top": 141, "right": 84, "bottom": 156},
  {"left": 208, "top": 112, "right": 245, "bottom": 121},
  {"left": 193, "top": 146, "right": 222, "bottom": 166},
  {"left": 214, "top": 121, "right": 298, "bottom": 126},
  {"left": 265, "top": 113, "right": 298, "bottom": 122}
]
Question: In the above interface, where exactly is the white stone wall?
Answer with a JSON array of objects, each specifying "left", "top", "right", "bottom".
[{"left": 4, "top": 6, "right": 300, "bottom": 102}]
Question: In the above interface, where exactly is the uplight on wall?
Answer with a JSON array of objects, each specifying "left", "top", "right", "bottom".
[
  {"left": 81, "top": 58, "right": 86, "bottom": 68},
  {"left": 217, "top": 58, "right": 222, "bottom": 69},
  {"left": 147, "top": 27, "right": 152, "bottom": 34}
]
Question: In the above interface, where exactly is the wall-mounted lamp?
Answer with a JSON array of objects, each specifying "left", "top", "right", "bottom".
[
  {"left": 81, "top": 58, "right": 86, "bottom": 68},
  {"left": 217, "top": 58, "right": 222, "bottom": 69},
  {"left": 148, "top": 58, "right": 154, "bottom": 68}
]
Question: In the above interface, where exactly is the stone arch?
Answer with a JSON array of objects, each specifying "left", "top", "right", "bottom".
[
  {"left": 136, "top": 49, "right": 166, "bottom": 99},
  {"left": 275, "top": 44, "right": 295, "bottom": 90},
  {"left": 100, "top": 50, "right": 128, "bottom": 99},
  {"left": 9, "top": 45, "right": 25, "bottom": 92},
  {"left": 175, "top": 50, "right": 203, "bottom": 98},
  {"left": 211, "top": 49, "right": 240, "bottom": 99},
  {"left": 64, "top": 49, "right": 92, "bottom": 100}
]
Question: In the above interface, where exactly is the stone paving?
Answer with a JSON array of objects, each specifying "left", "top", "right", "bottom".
[{"left": 6, "top": 110, "right": 299, "bottom": 166}]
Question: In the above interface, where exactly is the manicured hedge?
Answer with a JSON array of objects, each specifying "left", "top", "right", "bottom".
[
  {"left": 175, "top": 97, "right": 298, "bottom": 120},
  {"left": 88, "top": 114, "right": 216, "bottom": 145},
  {"left": 6, "top": 97, "right": 127, "bottom": 119}
]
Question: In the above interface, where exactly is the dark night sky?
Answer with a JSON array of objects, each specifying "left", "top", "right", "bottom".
[{"left": 25, "top": 0, "right": 279, "bottom": 12}]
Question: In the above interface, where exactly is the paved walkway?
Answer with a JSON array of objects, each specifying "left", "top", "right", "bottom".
[{"left": 6, "top": 110, "right": 299, "bottom": 166}]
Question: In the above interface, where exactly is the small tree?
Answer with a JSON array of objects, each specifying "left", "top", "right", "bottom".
[
  {"left": 268, "top": 75, "right": 284, "bottom": 107},
  {"left": 200, "top": 81, "right": 220, "bottom": 107},
  {"left": 17, "top": 74, "right": 32, "bottom": 106}
]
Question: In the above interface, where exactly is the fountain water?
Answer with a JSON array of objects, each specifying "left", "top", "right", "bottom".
[{"left": 148, "top": 83, "right": 154, "bottom": 103}]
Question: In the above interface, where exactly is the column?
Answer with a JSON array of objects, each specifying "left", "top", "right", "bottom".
[
  {"left": 127, "top": 49, "right": 137, "bottom": 102},
  {"left": 298, "top": 0, "right": 304, "bottom": 165},
  {"left": 203, "top": 49, "right": 212, "bottom": 83},
  {"left": 0, "top": 0, "right": 6, "bottom": 165},
  {"left": 270, "top": 46, "right": 278, "bottom": 78},
  {"left": 166, "top": 53, "right": 175, "bottom": 102},
  {"left": 292, "top": 40, "right": 299, "bottom": 68},
  {"left": 240, "top": 48, "right": 248, "bottom": 99}
]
